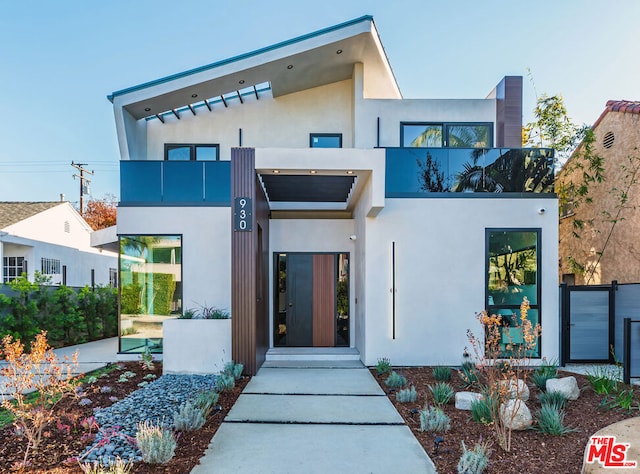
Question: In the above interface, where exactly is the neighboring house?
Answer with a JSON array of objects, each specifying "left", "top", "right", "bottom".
[
  {"left": 558, "top": 100, "right": 640, "bottom": 285},
  {"left": 0, "top": 201, "right": 118, "bottom": 287},
  {"left": 108, "top": 16, "right": 559, "bottom": 374}
]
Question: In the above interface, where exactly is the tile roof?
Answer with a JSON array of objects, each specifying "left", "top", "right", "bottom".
[
  {"left": 593, "top": 100, "right": 640, "bottom": 129},
  {"left": 0, "top": 202, "right": 63, "bottom": 230}
]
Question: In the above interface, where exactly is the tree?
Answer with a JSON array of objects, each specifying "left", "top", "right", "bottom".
[{"left": 83, "top": 195, "right": 117, "bottom": 230}]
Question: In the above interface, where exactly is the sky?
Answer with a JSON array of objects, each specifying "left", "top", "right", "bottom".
[{"left": 1, "top": 0, "right": 639, "bottom": 205}]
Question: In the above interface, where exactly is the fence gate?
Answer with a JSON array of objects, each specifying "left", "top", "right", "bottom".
[{"left": 561, "top": 282, "right": 615, "bottom": 364}]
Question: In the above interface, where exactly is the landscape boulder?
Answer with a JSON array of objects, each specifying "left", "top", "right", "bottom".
[
  {"left": 455, "top": 391, "right": 483, "bottom": 410},
  {"left": 499, "top": 399, "right": 532, "bottom": 431},
  {"left": 499, "top": 378, "right": 530, "bottom": 401},
  {"left": 546, "top": 376, "right": 580, "bottom": 400}
]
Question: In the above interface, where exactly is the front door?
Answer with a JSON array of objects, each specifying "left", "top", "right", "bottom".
[{"left": 274, "top": 253, "right": 349, "bottom": 347}]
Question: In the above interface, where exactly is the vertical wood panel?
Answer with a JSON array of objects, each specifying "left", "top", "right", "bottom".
[{"left": 313, "top": 254, "right": 335, "bottom": 347}]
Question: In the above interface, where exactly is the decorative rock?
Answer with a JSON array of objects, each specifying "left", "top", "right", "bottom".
[
  {"left": 499, "top": 379, "right": 530, "bottom": 401},
  {"left": 455, "top": 391, "right": 484, "bottom": 410},
  {"left": 546, "top": 376, "right": 580, "bottom": 400},
  {"left": 499, "top": 399, "right": 532, "bottom": 430}
]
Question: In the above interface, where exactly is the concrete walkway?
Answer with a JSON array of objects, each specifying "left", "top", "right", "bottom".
[
  {"left": 0, "top": 337, "right": 118, "bottom": 398},
  {"left": 191, "top": 362, "right": 436, "bottom": 474}
]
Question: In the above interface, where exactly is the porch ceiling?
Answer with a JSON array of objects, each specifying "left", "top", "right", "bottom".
[{"left": 260, "top": 175, "right": 356, "bottom": 203}]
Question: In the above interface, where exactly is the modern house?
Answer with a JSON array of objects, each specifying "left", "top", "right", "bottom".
[
  {"left": 558, "top": 100, "right": 640, "bottom": 286},
  {"left": 108, "top": 16, "right": 559, "bottom": 374},
  {"left": 0, "top": 201, "right": 118, "bottom": 287}
]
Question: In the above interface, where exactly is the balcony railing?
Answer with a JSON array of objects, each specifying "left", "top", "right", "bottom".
[
  {"left": 385, "top": 148, "right": 554, "bottom": 197},
  {"left": 120, "top": 160, "right": 231, "bottom": 206}
]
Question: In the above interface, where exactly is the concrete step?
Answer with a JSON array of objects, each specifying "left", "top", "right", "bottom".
[{"left": 265, "top": 347, "right": 361, "bottom": 362}]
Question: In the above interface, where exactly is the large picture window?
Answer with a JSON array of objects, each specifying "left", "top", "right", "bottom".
[
  {"left": 401, "top": 123, "right": 492, "bottom": 148},
  {"left": 119, "top": 235, "right": 182, "bottom": 353},
  {"left": 3, "top": 256, "right": 25, "bottom": 283},
  {"left": 487, "top": 229, "right": 541, "bottom": 357}
]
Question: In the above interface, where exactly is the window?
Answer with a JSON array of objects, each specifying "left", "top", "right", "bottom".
[
  {"left": 487, "top": 229, "right": 540, "bottom": 357},
  {"left": 3, "top": 256, "right": 25, "bottom": 283},
  {"left": 310, "top": 133, "right": 342, "bottom": 148},
  {"left": 41, "top": 257, "right": 61, "bottom": 275},
  {"left": 109, "top": 268, "right": 117, "bottom": 288},
  {"left": 401, "top": 123, "right": 492, "bottom": 148},
  {"left": 165, "top": 144, "right": 219, "bottom": 161},
  {"left": 119, "top": 235, "right": 182, "bottom": 354}
]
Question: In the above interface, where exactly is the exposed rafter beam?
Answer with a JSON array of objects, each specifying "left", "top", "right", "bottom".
[
  {"left": 188, "top": 104, "right": 196, "bottom": 116},
  {"left": 171, "top": 109, "right": 180, "bottom": 119},
  {"left": 253, "top": 86, "right": 259, "bottom": 100},
  {"left": 220, "top": 95, "right": 228, "bottom": 108},
  {"left": 237, "top": 90, "right": 244, "bottom": 104},
  {"left": 204, "top": 99, "right": 212, "bottom": 111},
  {"left": 155, "top": 114, "right": 165, "bottom": 124}
]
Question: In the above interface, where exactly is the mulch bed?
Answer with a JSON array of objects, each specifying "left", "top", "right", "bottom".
[
  {"left": 0, "top": 361, "right": 248, "bottom": 473},
  {"left": 372, "top": 367, "right": 640, "bottom": 473}
]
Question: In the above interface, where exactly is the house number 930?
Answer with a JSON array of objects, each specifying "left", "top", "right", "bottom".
[{"left": 234, "top": 197, "right": 252, "bottom": 231}]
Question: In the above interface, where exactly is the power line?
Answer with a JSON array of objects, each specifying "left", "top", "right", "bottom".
[{"left": 71, "top": 162, "right": 94, "bottom": 216}]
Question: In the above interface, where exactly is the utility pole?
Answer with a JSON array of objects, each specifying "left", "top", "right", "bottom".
[{"left": 71, "top": 161, "right": 94, "bottom": 216}]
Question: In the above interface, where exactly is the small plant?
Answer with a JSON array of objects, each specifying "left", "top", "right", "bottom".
[
  {"left": 428, "top": 382, "right": 454, "bottom": 406},
  {"left": 384, "top": 371, "right": 407, "bottom": 389},
  {"left": 179, "top": 308, "right": 197, "bottom": 319},
  {"left": 603, "top": 388, "right": 637, "bottom": 411},
  {"left": 470, "top": 394, "right": 495, "bottom": 425},
  {"left": 432, "top": 366, "right": 452, "bottom": 382},
  {"left": 535, "top": 404, "right": 575, "bottom": 435},
  {"left": 85, "top": 376, "right": 98, "bottom": 385},
  {"left": 375, "top": 357, "right": 391, "bottom": 376},
  {"left": 532, "top": 358, "right": 558, "bottom": 391},
  {"left": 419, "top": 404, "right": 451, "bottom": 433},
  {"left": 136, "top": 420, "right": 177, "bottom": 464},
  {"left": 538, "top": 390, "right": 567, "bottom": 410},
  {"left": 138, "top": 381, "right": 149, "bottom": 388},
  {"left": 100, "top": 386, "right": 112, "bottom": 394},
  {"left": 79, "top": 398, "right": 93, "bottom": 407},
  {"left": 173, "top": 401, "right": 206, "bottom": 431},
  {"left": 457, "top": 439, "right": 491, "bottom": 474},
  {"left": 109, "top": 396, "right": 119, "bottom": 403},
  {"left": 222, "top": 361, "right": 244, "bottom": 380},
  {"left": 216, "top": 373, "right": 235, "bottom": 392},
  {"left": 458, "top": 361, "right": 479, "bottom": 388},
  {"left": 196, "top": 304, "right": 230, "bottom": 319},
  {"left": 586, "top": 366, "right": 620, "bottom": 395},
  {"left": 396, "top": 385, "right": 418, "bottom": 403},
  {"left": 0, "top": 332, "right": 79, "bottom": 465},
  {"left": 140, "top": 347, "right": 155, "bottom": 371},
  {"left": 143, "top": 374, "right": 157, "bottom": 381},
  {"left": 117, "top": 371, "right": 136, "bottom": 383},
  {"left": 80, "top": 457, "right": 133, "bottom": 474},
  {"left": 193, "top": 390, "right": 220, "bottom": 417}
]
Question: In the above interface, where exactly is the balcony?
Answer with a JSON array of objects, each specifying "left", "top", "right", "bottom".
[
  {"left": 385, "top": 148, "right": 554, "bottom": 197},
  {"left": 120, "top": 161, "right": 231, "bottom": 206}
]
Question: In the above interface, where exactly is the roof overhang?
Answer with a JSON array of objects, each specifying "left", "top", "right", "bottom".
[{"left": 108, "top": 15, "right": 400, "bottom": 120}]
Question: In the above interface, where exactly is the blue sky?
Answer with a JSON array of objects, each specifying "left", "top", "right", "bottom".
[{"left": 1, "top": 0, "right": 639, "bottom": 204}]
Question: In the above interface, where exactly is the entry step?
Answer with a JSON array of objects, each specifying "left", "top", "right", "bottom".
[{"left": 265, "top": 347, "right": 361, "bottom": 363}]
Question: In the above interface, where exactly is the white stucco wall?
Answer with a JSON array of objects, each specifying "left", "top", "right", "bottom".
[
  {"left": 143, "top": 80, "right": 355, "bottom": 161},
  {"left": 361, "top": 197, "right": 559, "bottom": 366},
  {"left": 117, "top": 206, "right": 231, "bottom": 312}
]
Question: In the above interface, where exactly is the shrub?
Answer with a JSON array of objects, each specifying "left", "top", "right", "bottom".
[
  {"left": 216, "top": 373, "right": 235, "bottom": 392},
  {"left": 458, "top": 361, "right": 479, "bottom": 388},
  {"left": 136, "top": 420, "right": 176, "bottom": 464},
  {"left": 535, "top": 404, "right": 575, "bottom": 435},
  {"left": 197, "top": 305, "right": 230, "bottom": 319},
  {"left": 538, "top": 390, "right": 567, "bottom": 410},
  {"left": 432, "top": 366, "right": 452, "bottom": 382},
  {"left": 173, "top": 401, "right": 206, "bottom": 431},
  {"left": 470, "top": 394, "right": 495, "bottom": 425},
  {"left": 0, "top": 331, "right": 78, "bottom": 466},
  {"left": 428, "top": 382, "right": 454, "bottom": 406},
  {"left": 384, "top": 371, "right": 407, "bottom": 389},
  {"left": 140, "top": 347, "right": 155, "bottom": 371},
  {"left": 222, "top": 361, "right": 244, "bottom": 380},
  {"left": 193, "top": 390, "right": 219, "bottom": 417},
  {"left": 419, "top": 405, "right": 450, "bottom": 433},
  {"left": 375, "top": 357, "right": 391, "bottom": 376},
  {"left": 457, "top": 439, "right": 491, "bottom": 474},
  {"left": 532, "top": 358, "right": 558, "bottom": 391},
  {"left": 396, "top": 385, "right": 418, "bottom": 403}
]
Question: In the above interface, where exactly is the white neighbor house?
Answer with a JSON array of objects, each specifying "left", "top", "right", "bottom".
[
  {"left": 0, "top": 202, "right": 118, "bottom": 287},
  {"left": 108, "top": 16, "right": 559, "bottom": 374}
]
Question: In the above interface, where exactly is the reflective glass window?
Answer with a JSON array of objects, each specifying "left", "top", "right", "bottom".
[{"left": 310, "top": 134, "right": 342, "bottom": 148}]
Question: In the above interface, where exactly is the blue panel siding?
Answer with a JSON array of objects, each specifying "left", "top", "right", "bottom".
[{"left": 120, "top": 161, "right": 231, "bottom": 206}]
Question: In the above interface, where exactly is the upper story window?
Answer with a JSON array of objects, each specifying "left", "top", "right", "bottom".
[
  {"left": 165, "top": 144, "right": 219, "bottom": 161},
  {"left": 310, "top": 133, "right": 342, "bottom": 148},
  {"left": 401, "top": 123, "right": 492, "bottom": 148}
]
